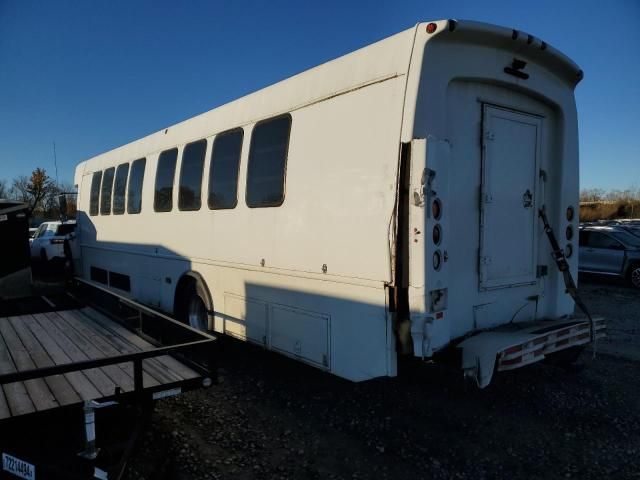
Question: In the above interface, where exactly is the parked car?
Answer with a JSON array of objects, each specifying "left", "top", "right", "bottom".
[
  {"left": 613, "top": 223, "right": 640, "bottom": 239},
  {"left": 30, "top": 221, "right": 76, "bottom": 262},
  {"left": 579, "top": 225, "right": 640, "bottom": 288}
]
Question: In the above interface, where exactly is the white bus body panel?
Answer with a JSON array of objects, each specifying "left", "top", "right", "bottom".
[
  {"left": 405, "top": 21, "right": 581, "bottom": 358},
  {"left": 74, "top": 20, "right": 582, "bottom": 383}
]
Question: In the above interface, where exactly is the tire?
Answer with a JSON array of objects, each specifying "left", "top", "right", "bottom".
[
  {"left": 178, "top": 278, "right": 211, "bottom": 331},
  {"left": 627, "top": 264, "right": 640, "bottom": 289}
]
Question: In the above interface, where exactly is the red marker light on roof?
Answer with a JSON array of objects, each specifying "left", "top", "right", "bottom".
[{"left": 426, "top": 23, "right": 437, "bottom": 34}]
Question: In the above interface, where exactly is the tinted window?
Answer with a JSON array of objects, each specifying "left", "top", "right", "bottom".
[
  {"left": 89, "top": 171, "right": 102, "bottom": 216},
  {"left": 113, "top": 163, "right": 129, "bottom": 215},
  {"left": 56, "top": 224, "right": 76, "bottom": 236},
  {"left": 90, "top": 266, "right": 108, "bottom": 285},
  {"left": 127, "top": 158, "right": 146, "bottom": 214},
  {"left": 178, "top": 139, "right": 207, "bottom": 211},
  {"left": 100, "top": 167, "right": 115, "bottom": 215},
  {"left": 587, "top": 232, "right": 623, "bottom": 249},
  {"left": 209, "top": 129, "right": 243, "bottom": 209},
  {"left": 611, "top": 230, "right": 640, "bottom": 248},
  {"left": 154, "top": 148, "right": 178, "bottom": 212},
  {"left": 109, "top": 271, "right": 131, "bottom": 292},
  {"left": 246, "top": 115, "right": 292, "bottom": 207}
]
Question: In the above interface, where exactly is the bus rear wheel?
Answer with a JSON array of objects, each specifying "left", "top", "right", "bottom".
[
  {"left": 176, "top": 276, "right": 212, "bottom": 332},
  {"left": 187, "top": 292, "right": 208, "bottom": 331}
]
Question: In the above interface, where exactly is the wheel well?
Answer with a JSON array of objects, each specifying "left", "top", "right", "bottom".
[
  {"left": 626, "top": 261, "right": 640, "bottom": 278},
  {"left": 173, "top": 272, "right": 213, "bottom": 318},
  {"left": 625, "top": 260, "right": 638, "bottom": 272}
]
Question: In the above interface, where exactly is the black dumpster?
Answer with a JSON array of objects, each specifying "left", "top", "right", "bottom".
[{"left": 0, "top": 200, "right": 31, "bottom": 299}]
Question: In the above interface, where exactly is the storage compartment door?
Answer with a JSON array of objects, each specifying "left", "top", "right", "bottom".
[
  {"left": 479, "top": 105, "right": 541, "bottom": 290},
  {"left": 270, "top": 305, "right": 330, "bottom": 369}
]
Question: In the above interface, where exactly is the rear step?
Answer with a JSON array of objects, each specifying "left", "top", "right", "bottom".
[{"left": 459, "top": 317, "right": 606, "bottom": 388}]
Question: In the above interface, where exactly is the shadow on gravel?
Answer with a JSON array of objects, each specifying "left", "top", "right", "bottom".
[{"left": 125, "top": 335, "right": 640, "bottom": 480}]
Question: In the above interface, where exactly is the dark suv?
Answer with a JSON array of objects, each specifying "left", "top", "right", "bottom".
[{"left": 579, "top": 225, "right": 640, "bottom": 288}]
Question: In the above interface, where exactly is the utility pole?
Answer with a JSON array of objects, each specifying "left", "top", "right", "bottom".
[{"left": 53, "top": 141, "right": 59, "bottom": 189}]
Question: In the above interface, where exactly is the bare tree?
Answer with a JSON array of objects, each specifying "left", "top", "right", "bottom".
[
  {"left": 0, "top": 179, "right": 8, "bottom": 199},
  {"left": 579, "top": 188, "right": 606, "bottom": 202},
  {"left": 11, "top": 168, "right": 55, "bottom": 215}
]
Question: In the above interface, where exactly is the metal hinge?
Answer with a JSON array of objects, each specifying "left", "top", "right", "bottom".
[{"left": 480, "top": 256, "right": 492, "bottom": 265}]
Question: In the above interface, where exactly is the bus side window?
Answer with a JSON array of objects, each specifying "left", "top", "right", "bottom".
[
  {"left": 89, "top": 171, "right": 102, "bottom": 216},
  {"left": 113, "top": 162, "right": 130, "bottom": 215},
  {"left": 246, "top": 114, "right": 292, "bottom": 208},
  {"left": 154, "top": 148, "right": 178, "bottom": 212},
  {"left": 178, "top": 139, "right": 207, "bottom": 211},
  {"left": 127, "top": 158, "right": 146, "bottom": 214},
  {"left": 100, "top": 167, "right": 115, "bottom": 215},
  {"left": 208, "top": 128, "right": 243, "bottom": 210}
]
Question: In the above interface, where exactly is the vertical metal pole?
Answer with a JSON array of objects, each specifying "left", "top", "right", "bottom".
[
  {"left": 53, "top": 141, "right": 59, "bottom": 189},
  {"left": 134, "top": 358, "right": 143, "bottom": 399},
  {"left": 206, "top": 343, "right": 217, "bottom": 383},
  {"left": 79, "top": 401, "right": 98, "bottom": 460}
]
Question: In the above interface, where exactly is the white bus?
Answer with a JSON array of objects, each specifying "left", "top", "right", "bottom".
[{"left": 73, "top": 20, "right": 602, "bottom": 387}]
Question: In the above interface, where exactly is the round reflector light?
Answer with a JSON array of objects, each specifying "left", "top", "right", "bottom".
[
  {"left": 426, "top": 23, "right": 438, "bottom": 34},
  {"left": 432, "top": 198, "right": 442, "bottom": 220},
  {"left": 566, "top": 206, "right": 574, "bottom": 222},
  {"left": 433, "top": 250, "right": 442, "bottom": 271},
  {"left": 433, "top": 224, "right": 442, "bottom": 245},
  {"left": 565, "top": 244, "right": 573, "bottom": 258}
]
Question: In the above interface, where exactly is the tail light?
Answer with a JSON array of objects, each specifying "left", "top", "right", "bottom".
[
  {"left": 566, "top": 225, "right": 573, "bottom": 240},
  {"left": 432, "top": 224, "right": 442, "bottom": 245},
  {"left": 566, "top": 206, "right": 574, "bottom": 221},
  {"left": 432, "top": 198, "right": 442, "bottom": 220},
  {"left": 565, "top": 244, "right": 573, "bottom": 258},
  {"left": 433, "top": 250, "right": 442, "bottom": 271}
]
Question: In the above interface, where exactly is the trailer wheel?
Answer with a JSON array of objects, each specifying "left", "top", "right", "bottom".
[
  {"left": 627, "top": 264, "right": 640, "bottom": 289},
  {"left": 176, "top": 276, "right": 212, "bottom": 331}
]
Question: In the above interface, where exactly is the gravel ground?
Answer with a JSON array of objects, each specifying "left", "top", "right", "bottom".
[
  {"left": 578, "top": 276, "right": 640, "bottom": 362},
  {"left": 123, "top": 277, "right": 640, "bottom": 480}
]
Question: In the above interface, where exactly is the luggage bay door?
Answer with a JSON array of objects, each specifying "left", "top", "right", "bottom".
[{"left": 479, "top": 105, "right": 542, "bottom": 290}]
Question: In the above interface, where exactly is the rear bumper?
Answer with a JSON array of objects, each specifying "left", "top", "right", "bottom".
[
  {"left": 496, "top": 317, "right": 606, "bottom": 371},
  {"left": 458, "top": 317, "right": 606, "bottom": 388}
]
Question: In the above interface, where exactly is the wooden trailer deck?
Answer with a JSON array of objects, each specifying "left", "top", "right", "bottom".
[{"left": 0, "top": 306, "right": 201, "bottom": 420}]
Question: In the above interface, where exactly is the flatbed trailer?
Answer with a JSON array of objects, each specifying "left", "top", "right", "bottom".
[{"left": 0, "top": 278, "right": 216, "bottom": 480}]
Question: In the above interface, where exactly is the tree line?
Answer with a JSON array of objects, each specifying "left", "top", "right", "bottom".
[
  {"left": 0, "top": 168, "right": 76, "bottom": 221},
  {"left": 580, "top": 187, "right": 640, "bottom": 203}
]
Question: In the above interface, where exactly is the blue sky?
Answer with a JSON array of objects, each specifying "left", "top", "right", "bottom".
[{"left": 1, "top": 0, "right": 638, "bottom": 191}]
